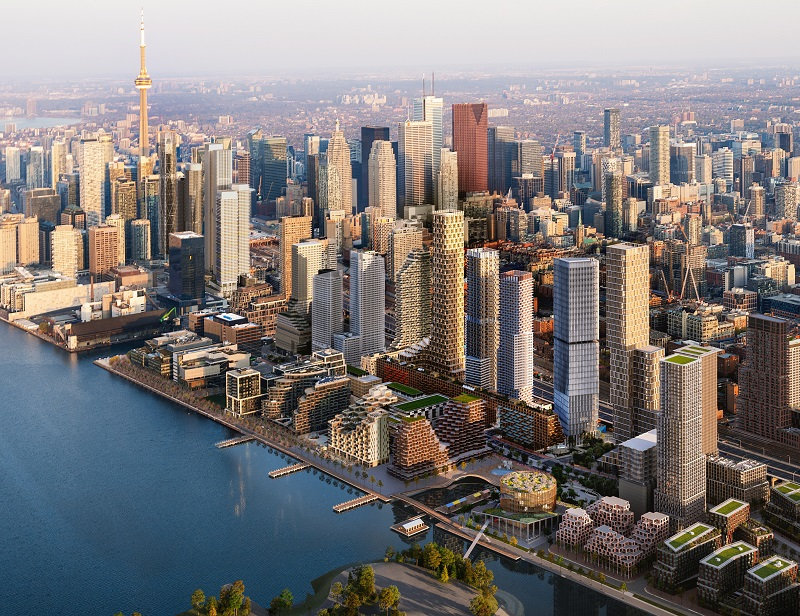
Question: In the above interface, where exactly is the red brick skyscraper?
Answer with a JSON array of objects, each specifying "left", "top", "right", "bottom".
[{"left": 452, "top": 103, "right": 488, "bottom": 195}]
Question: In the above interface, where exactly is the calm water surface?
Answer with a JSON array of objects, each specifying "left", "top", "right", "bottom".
[{"left": 0, "top": 324, "right": 644, "bottom": 616}]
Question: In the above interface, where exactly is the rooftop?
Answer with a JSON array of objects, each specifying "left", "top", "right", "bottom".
[
  {"left": 711, "top": 498, "right": 748, "bottom": 517},
  {"left": 500, "top": 470, "right": 557, "bottom": 494},
  {"left": 702, "top": 542, "right": 756, "bottom": 569},
  {"left": 387, "top": 382, "right": 422, "bottom": 397},
  {"left": 749, "top": 556, "right": 796, "bottom": 581},
  {"left": 620, "top": 429, "right": 657, "bottom": 452},
  {"left": 666, "top": 523, "right": 714, "bottom": 552},
  {"left": 452, "top": 393, "right": 480, "bottom": 404},
  {"left": 394, "top": 394, "right": 449, "bottom": 413},
  {"left": 665, "top": 354, "right": 696, "bottom": 365}
]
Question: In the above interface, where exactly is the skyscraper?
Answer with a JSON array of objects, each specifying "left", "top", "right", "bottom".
[
  {"left": 488, "top": 126, "right": 515, "bottom": 195},
  {"left": 168, "top": 231, "right": 205, "bottom": 301},
  {"left": 737, "top": 314, "right": 800, "bottom": 449},
  {"left": 134, "top": 10, "right": 152, "bottom": 158},
  {"left": 393, "top": 249, "right": 431, "bottom": 349},
  {"left": 553, "top": 258, "right": 599, "bottom": 438},
  {"left": 465, "top": 248, "right": 499, "bottom": 390},
  {"left": 215, "top": 184, "right": 252, "bottom": 297},
  {"left": 649, "top": 125, "right": 670, "bottom": 186},
  {"left": 4, "top": 147, "right": 21, "bottom": 183},
  {"left": 387, "top": 224, "right": 423, "bottom": 282},
  {"left": 349, "top": 249, "right": 386, "bottom": 358},
  {"left": 413, "top": 94, "right": 443, "bottom": 178},
  {"left": 729, "top": 223, "right": 755, "bottom": 259},
  {"left": 79, "top": 138, "right": 105, "bottom": 227},
  {"left": 398, "top": 120, "right": 433, "bottom": 210},
  {"left": 497, "top": 270, "right": 535, "bottom": 404},
  {"left": 573, "top": 131, "right": 587, "bottom": 167},
  {"left": 311, "top": 269, "right": 343, "bottom": 351},
  {"left": 51, "top": 224, "right": 81, "bottom": 277},
  {"left": 104, "top": 214, "right": 126, "bottom": 266},
  {"left": 604, "top": 170, "right": 624, "bottom": 239},
  {"left": 327, "top": 121, "right": 352, "bottom": 214},
  {"left": 607, "top": 243, "right": 652, "bottom": 442},
  {"left": 88, "top": 224, "right": 119, "bottom": 277},
  {"left": 367, "top": 140, "right": 396, "bottom": 218},
  {"left": 670, "top": 142, "right": 696, "bottom": 185},
  {"left": 279, "top": 215, "right": 312, "bottom": 299},
  {"left": 203, "top": 141, "right": 232, "bottom": 273},
  {"left": 673, "top": 344, "right": 722, "bottom": 456},
  {"left": 50, "top": 141, "right": 67, "bottom": 189},
  {"left": 261, "top": 136, "right": 288, "bottom": 201},
  {"left": 655, "top": 353, "right": 706, "bottom": 532},
  {"left": 158, "top": 130, "right": 179, "bottom": 258},
  {"left": 359, "top": 126, "right": 390, "bottom": 212},
  {"left": 130, "top": 219, "right": 151, "bottom": 261},
  {"left": 452, "top": 103, "right": 488, "bottom": 195},
  {"left": 184, "top": 162, "right": 203, "bottom": 236},
  {"left": 604, "top": 108, "right": 621, "bottom": 150},
  {"left": 436, "top": 149, "right": 458, "bottom": 211}
]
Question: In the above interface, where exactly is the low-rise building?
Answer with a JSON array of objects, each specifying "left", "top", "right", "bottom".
[
  {"left": 768, "top": 481, "right": 800, "bottom": 521},
  {"left": 388, "top": 416, "right": 448, "bottom": 480},
  {"left": 706, "top": 456, "right": 770, "bottom": 508},
  {"left": 226, "top": 368, "right": 264, "bottom": 417},
  {"left": 293, "top": 376, "right": 351, "bottom": 434},
  {"left": 586, "top": 496, "right": 635, "bottom": 536},
  {"left": 583, "top": 525, "right": 641, "bottom": 577},
  {"left": 707, "top": 498, "right": 750, "bottom": 544},
  {"left": 434, "top": 395, "right": 487, "bottom": 459},
  {"left": 697, "top": 541, "right": 758, "bottom": 607},
  {"left": 556, "top": 507, "right": 594, "bottom": 550},
  {"left": 328, "top": 405, "right": 389, "bottom": 468},
  {"left": 654, "top": 522, "right": 723, "bottom": 591},
  {"left": 734, "top": 519, "right": 774, "bottom": 559},
  {"left": 741, "top": 556, "right": 799, "bottom": 616},
  {"left": 497, "top": 400, "right": 564, "bottom": 451},
  {"left": 630, "top": 511, "right": 671, "bottom": 564}
]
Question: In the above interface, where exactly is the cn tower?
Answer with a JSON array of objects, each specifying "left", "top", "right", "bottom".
[{"left": 134, "top": 9, "right": 152, "bottom": 158}]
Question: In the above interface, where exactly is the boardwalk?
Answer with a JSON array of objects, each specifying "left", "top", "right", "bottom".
[
  {"left": 215, "top": 436, "right": 254, "bottom": 448},
  {"left": 269, "top": 463, "right": 310, "bottom": 479},
  {"left": 333, "top": 494, "right": 377, "bottom": 513}
]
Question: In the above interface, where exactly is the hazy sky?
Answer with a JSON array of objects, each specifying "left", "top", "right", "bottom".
[{"left": 3, "top": 0, "right": 800, "bottom": 79}]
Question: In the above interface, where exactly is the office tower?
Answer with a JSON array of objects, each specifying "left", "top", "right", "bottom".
[
  {"left": 774, "top": 122, "right": 793, "bottom": 154},
  {"left": 134, "top": 10, "right": 152, "bottom": 158},
  {"left": 436, "top": 149, "right": 458, "bottom": 210},
  {"left": 60, "top": 205, "right": 86, "bottom": 230},
  {"left": 0, "top": 217, "right": 16, "bottom": 274},
  {"left": 350, "top": 249, "right": 385, "bottom": 357},
  {"left": 398, "top": 120, "right": 433, "bottom": 210},
  {"left": 367, "top": 209, "right": 393, "bottom": 255},
  {"left": 674, "top": 344, "right": 722, "bottom": 456},
  {"left": 452, "top": 103, "right": 488, "bottom": 195},
  {"left": 139, "top": 174, "right": 159, "bottom": 255},
  {"left": 387, "top": 224, "right": 423, "bottom": 282},
  {"left": 740, "top": 155, "right": 755, "bottom": 191},
  {"left": 23, "top": 188, "right": 60, "bottom": 223},
  {"left": 655, "top": 353, "right": 706, "bottom": 531},
  {"left": 203, "top": 141, "right": 232, "bottom": 272},
  {"left": 235, "top": 150, "right": 250, "bottom": 187},
  {"left": 157, "top": 131, "right": 179, "bottom": 257},
  {"left": 130, "top": 219, "right": 151, "bottom": 260},
  {"left": 327, "top": 120, "right": 352, "bottom": 213},
  {"left": 16, "top": 217, "right": 39, "bottom": 266},
  {"left": 670, "top": 142, "right": 696, "bottom": 185},
  {"left": 604, "top": 170, "right": 624, "bottom": 239},
  {"left": 79, "top": 138, "right": 105, "bottom": 227},
  {"left": 607, "top": 243, "right": 651, "bottom": 442},
  {"left": 393, "top": 249, "right": 431, "bottom": 349},
  {"left": 748, "top": 184, "right": 765, "bottom": 221},
  {"left": 695, "top": 154, "right": 713, "bottom": 185},
  {"left": 604, "top": 108, "right": 621, "bottom": 149},
  {"left": 553, "top": 258, "right": 599, "bottom": 438},
  {"left": 105, "top": 214, "right": 125, "bottom": 266},
  {"left": 555, "top": 148, "right": 576, "bottom": 194},
  {"left": 304, "top": 133, "right": 320, "bottom": 174},
  {"left": 465, "top": 248, "right": 499, "bottom": 390},
  {"left": 513, "top": 139, "right": 543, "bottom": 178},
  {"left": 4, "top": 146, "right": 21, "bottom": 183},
  {"left": 26, "top": 146, "right": 46, "bottom": 190},
  {"left": 413, "top": 94, "right": 443, "bottom": 178},
  {"left": 290, "top": 238, "right": 330, "bottom": 313},
  {"left": 51, "top": 225, "right": 81, "bottom": 277},
  {"left": 105, "top": 160, "right": 125, "bottom": 219},
  {"left": 168, "top": 231, "right": 205, "bottom": 300},
  {"left": 497, "top": 270, "right": 535, "bottom": 404},
  {"left": 0, "top": 189, "right": 10, "bottom": 214},
  {"left": 246, "top": 128, "right": 263, "bottom": 197},
  {"left": 623, "top": 197, "right": 639, "bottom": 233},
  {"left": 367, "top": 140, "right": 396, "bottom": 218},
  {"left": 262, "top": 136, "right": 288, "bottom": 201},
  {"left": 88, "top": 224, "right": 119, "bottom": 277},
  {"left": 215, "top": 184, "right": 252, "bottom": 296},
  {"left": 488, "top": 126, "right": 515, "bottom": 195},
  {"left": 113, "top": 177, "right": 137, "bottom": 221},
  {"left": 729, "top": 223, "right": 755, "bottom": 259},
  {"left": 184, "top": 162, "right": 203, "bottom": 235},
  {"left": 429, "top": 210, "right": 465, "bottom": 377},
  {"left": 279, "top": 215, "right": 312, "bottom": 299},
  {"left": 738, "top": 314, "right": 800, "bottom": 448},
  {"left": 359, "top": 126, "right": 390, "bottom": 211},
  {"left": 311, "top": 269, "right": 343, "bottom": 351},
  {"left": 573, "top": 132, "right": 587, "bottom": 167},
  {"left": 649, "top": 126, "right": 670, "bottom": 186},
  {"left": 50, "top": 141, "right": 67, "bottom": 189},
  {"left": 712, "top": 148, "right": 734, "bottom": 189}
]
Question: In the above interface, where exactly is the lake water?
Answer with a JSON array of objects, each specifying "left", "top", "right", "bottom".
[
  {"left": 2, "top": 116, "right": 79, "bottom": 130},
  {"left": 0, "top": 323, "right": 644, "bottom": 615}
]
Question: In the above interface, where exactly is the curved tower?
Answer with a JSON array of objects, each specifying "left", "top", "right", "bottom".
[{"left": 134, "top": 10, "right": 152, "bottom": 158}]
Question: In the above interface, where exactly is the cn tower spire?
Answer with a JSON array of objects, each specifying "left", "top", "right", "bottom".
[{"left": 135, "top": 7, "right": 152, "bottom": 159}]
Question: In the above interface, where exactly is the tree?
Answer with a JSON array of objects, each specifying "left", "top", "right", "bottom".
[
  {"left": 619, "top": 582, "right": 627, "bottom": 593},
  {"left": 378, "top": 585, "right": 401, "bottom": 614},
  {"left": 269, "top": 588, "right": 293, "bottom": 615},
  {"left": 469, "top": 592, "right": 499, "bottom": 616},
  {"left": 377, "top": 479, "right": 383, "bottom": 493},
  {"left": 509, "top": 536, "right": 518, "bottom": 547},
  {"left": 355, "top": 565, "right": 376, "bottom": 601},
  {"left": 242, "top": 597, "right": 251, "bottom": 616},
  {"left": 423, "top": 542, "right": 442, "bottom": 571},
  {"left": 330, "top": 581, "right": 344, "bottom": 605},
  {"left": 207, "top": 596, "right": 218, "bottom": 616},
  {"left": 471, "top": 560, "right": 494, "bottom": 591},
  {"left": 191, "top": 588, "right": 206, "bottom": 611},
  {"left": 597, "top": 572, "right": 606, "bottom": 584},
  {"left": 440, "top": 567, "right": 450, "bottom": 583}
]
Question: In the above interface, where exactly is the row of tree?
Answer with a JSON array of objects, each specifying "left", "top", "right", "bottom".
[
  {"left": 317, "top": 565, "right": 402, "bottom": 616},
  {"left": 188, "top": 581, "right": 251, "bottom": 616}
]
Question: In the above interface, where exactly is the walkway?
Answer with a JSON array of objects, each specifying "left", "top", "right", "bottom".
[
  {"left": 463, "top": 518, "right": 491, "bottom": 559},
  {"left": 215, "top": 435, "right": 254, "bottom": 448}
]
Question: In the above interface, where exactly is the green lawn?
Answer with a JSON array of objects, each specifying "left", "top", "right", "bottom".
[
  {"left": 346, "top": 365, "right": 367, "bottom": 376},
  {"left": 713, "top": 499, "right": 746, "bottom": 516},
  {"left": 453, "top": 393, "right": 480, "bottom": 403},
  {"left": 667, "top": 524, "right": 711, "bottom": 549},
  {"left": 752, "top": 558, "right": 792, "bottom": 579},
  {"left": 706, "top": 544, "right": 753, "bottom": 567},
  {"left": 387, "top": 382, "right": 423, "bottom": 397},
  {"left": 665, "top": 354, "right": 695, "bottom": 365}
]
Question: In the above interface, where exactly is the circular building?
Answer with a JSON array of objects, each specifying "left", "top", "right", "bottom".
[{"left": 499, "top": 470, "right": 557, "bottom": 513}]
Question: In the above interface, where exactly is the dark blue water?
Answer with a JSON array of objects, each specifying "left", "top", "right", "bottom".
[{"left": 0, "top": 324, "right": 644, "bottom": 616}]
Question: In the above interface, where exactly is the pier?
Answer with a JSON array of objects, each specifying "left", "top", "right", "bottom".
[
  {"left": 215, "top": 436, "right": 254, "bottom": 449},
  {"left": 268, "top": 463, "right": 310, "bottom": 479},
  {"left": 333, "top": 494, "right": 377, "bottom": 513}
]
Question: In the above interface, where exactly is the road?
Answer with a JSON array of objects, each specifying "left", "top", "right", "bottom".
[{"left": 718, "top": 440, "right": 800, "bottom": 483}]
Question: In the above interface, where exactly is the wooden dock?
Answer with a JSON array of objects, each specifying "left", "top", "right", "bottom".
[
  {"left": 215, "top": 436, "right": 255, "bottom": 449},
  {"left": 268, "top": 463, "right": 309, "bottom": 479},
  {"left": 333, "top": 494, "right": 377, "bottom": 513}
]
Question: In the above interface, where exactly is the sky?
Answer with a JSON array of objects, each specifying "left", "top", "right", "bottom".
[{"left": 3, "top": 0, "right": 800, "bottom": 80}]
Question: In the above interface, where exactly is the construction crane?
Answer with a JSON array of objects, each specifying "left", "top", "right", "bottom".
[
  {"left": 550, "top": 133, "right": 561, "bottom": 161},
  {"left": 160, "top": 307, "right": 176, "bottom": 323},
  {"left": 676, "top": 223, "right": 701, "bottom": 301}
]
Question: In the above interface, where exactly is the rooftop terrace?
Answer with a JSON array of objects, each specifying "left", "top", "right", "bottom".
[
  {"left": 711, "top": 498, "right": 748, "bottom": 516},
  {"left": 666, "top": 523, "right": 714, "bottom": 552},
  {"left": 750, "top": 556, "right": 795, "bottom": 581},
  {"left": 702, "top": 542, "right": 755, "bottom": 569}
]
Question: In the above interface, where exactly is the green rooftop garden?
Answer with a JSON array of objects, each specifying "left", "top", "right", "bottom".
[
  {"left": 400, "top": 415, "right": 425, "bottom": 423},
  {"left": 387, "top": 382, "right": 423, "bottom": 397},
  {"left": 712, "top": 499, "right": 747, "bottom": 516},
  {"left": 483, "top": 507, "right": 557, "bottom": 523},
  {"left": 788, "top": 492, "right": 800, "bottom": 502},
  {"left": 453, "top": 393, "right": 480, "bottom": 404},
  {"left": 667, "top": 524, "right": 712, "bottom": 550},
  {"left": 775, "top": 485, "right": 795, "bottom": 494},
  {"left": 346, "top": 365, "right": 367, "bottom": 376},
  {"left": 752, "top": 558, "right": 793, "bottom": 580},
  {"left": 665, "top": 354, "right": 696, "bottom": 365},
  {"left": 395, "top": 394, "right": 449, "bottom": 413},
  {"left": 706, "top": 544, "right": 754, "bottom": 568}
]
